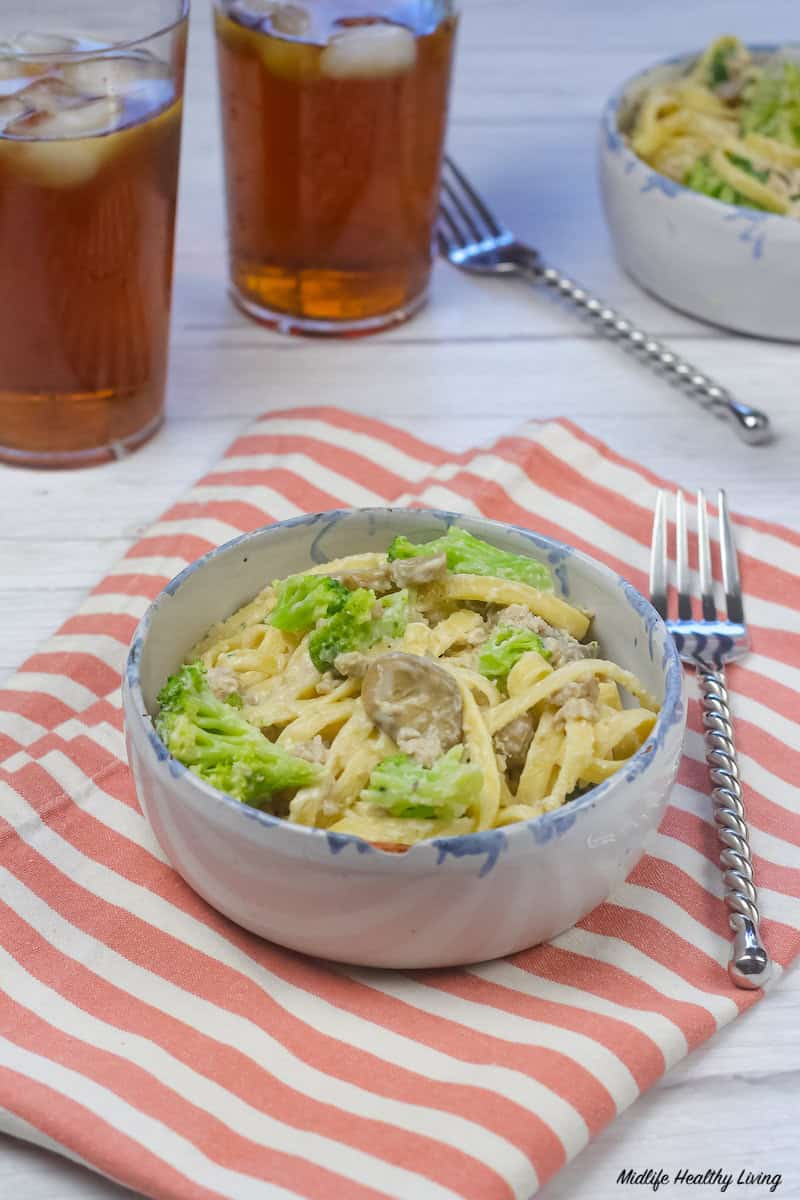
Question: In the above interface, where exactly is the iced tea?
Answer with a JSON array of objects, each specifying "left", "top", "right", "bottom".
[
  {"left": 0, "top": 22, "right": 186, "bottom": 466},
  {"left": 215, "top": 0, "right": 457, "bottom": 334}
]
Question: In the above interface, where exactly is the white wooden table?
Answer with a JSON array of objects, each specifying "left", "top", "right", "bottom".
[{"left": 2, "top": 1, "right": 799, "bottom": 1196}]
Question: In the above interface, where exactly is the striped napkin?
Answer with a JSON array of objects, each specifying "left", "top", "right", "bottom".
[{"left": 1, "top": 408, "right": 798, "bottom": 1200}]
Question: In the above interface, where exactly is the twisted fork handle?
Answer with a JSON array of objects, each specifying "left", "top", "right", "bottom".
[
  {"left": 698, "top": 665, "right": 771, "bottom": 988},
  {"left": 533, "top": 265, "right": 772, "bottom": 446}
]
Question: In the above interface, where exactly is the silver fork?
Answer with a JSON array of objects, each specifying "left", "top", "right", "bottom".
[
  {"left": 438, "top": 156, "right": 772, "bottom": 446},
  {"left": 650, "top": 488, "right": 771, "bottom": 989}
]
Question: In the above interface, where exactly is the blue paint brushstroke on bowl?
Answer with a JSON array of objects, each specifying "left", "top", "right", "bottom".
[
  {"left": 529, "top": 808, "right": 578, "bottom": 844},
  {"left": 326, "top": 832, "right": 375, "bottom": 856},
  {"left": 434, "top": 829, "right": 507, "bottom": 877}
]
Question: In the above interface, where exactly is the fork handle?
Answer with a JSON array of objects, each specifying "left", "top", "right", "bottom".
[
  {"left": 697, "top": 664, "right": 771, "bottom": 988},
  {"left": 533, "top": 266, "right": 772, "bottom": 446}
]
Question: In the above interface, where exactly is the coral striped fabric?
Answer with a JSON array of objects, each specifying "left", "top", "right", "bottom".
[{"left": 1, "top": 408, "right": 799, "bottom": 1200}]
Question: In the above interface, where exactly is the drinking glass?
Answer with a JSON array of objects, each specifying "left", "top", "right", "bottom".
[
  {"left": 214, "top": 0, "right": 457, "bottom": 336},
  {"left": 0, "top": 1, "right": 189, "bottom": 467}
]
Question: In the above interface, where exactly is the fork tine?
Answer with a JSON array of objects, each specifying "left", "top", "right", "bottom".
[
  {"left": 438, "top": 196, "right": 469, "bottom": 248},
  {"left": 719, "top": 489, "right": 745, "bottom": 624},
  {"left": 436, "top": 198, "right": 460, "bottom": 253},
  {"left": 441, "top": 177, "right": 484, "bottom": 244},
  {"left": 697, "top": 489, "right": 716, "bottom": 621},
  {"left": 443, "top": 156, "right": 504, "bottom": 238},
  {"left": 676, "top": 491, "right": 692, "bottom": 620},
  {"left": 649, "top": 489, "right": 668, "bottom": 619}
]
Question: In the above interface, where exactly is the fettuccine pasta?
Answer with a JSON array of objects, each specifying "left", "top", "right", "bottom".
[{"left": 154, "top": 526, "right": 659, "bottom": 848}]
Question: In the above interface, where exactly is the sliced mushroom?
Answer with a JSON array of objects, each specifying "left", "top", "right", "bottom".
[
  {"left": 493, "top": 714, "right": 534, "bottom": 772},
  {"left": 361, "top": 651, "right": 463, "bottom": 767}
]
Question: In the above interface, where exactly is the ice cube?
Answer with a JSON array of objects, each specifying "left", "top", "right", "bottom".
[
  {"left": 6, "top": 94, "right": 122, "bottom": 140},
  {"left": 227, "top": 0, "right": 279, "bottom": 28},
  {"left": 270, "top": 4, "right": 310, "bottom": 37},
  {"left": 0, "top": 98, "right": 122, "bottom": 186},
  {"left": 62, "top": 53, "right": 171, "bottom": 99},
  {"left": 16, "top": 75, "right": 78, "bottom": 112},
  {"left": 12, "top": 31, "right": 81, "bottom": 55},
  {"left": 320, "top": 23, "right": 416, "bottom": 80},
  {"left": 0, "top": 93, "right": 26, "bottom": 132}
]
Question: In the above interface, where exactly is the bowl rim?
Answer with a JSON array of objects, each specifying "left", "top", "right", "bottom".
[
  {"left": 124, "top": 506, "right": 685, "bottom": 860},
  {"left": 600, "top": 41, "right": 800, "bottom": 228}
]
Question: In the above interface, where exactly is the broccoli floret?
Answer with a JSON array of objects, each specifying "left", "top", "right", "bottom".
[
  {"left": 155, "top": 662, "right": 318, "bottom": 807},
  {"left": 708, "top": 44, "right": 734, "bottom": 87},
  {"left": 478, "top": 626, "right": 550, "bottom": 682},
  {"left": 371, "top": 589, "right": 409, "bottom": 640},
  {"left": 387, "top": 526, "right": 552, "bottom": 590},
  {"left": 309, "top": 588, "right": 374, "bottom": 672},
  {"left": 359, "top": 747, "right": 482, "bottom": 821},
  {"left": 742, "top": 61, "right": 800, "bottom": 147},
  {"left": 268, "top": 573, "right": 349, "bottom": 633},
  {"left": 308, "top": 588, "right": 409, "bottom": 672},
  {"left": 683, "top": 155, "right": 768, "bottom": 210},
  {"left": 696, "top": 35, "right": 744, "bottom": 88}
]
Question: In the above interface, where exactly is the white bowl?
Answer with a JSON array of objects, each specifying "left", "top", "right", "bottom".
[
  {"left": 123, "top": 508, "right": 685, "bottom": 968},
  {"left": 599, "top": 45, "right": 800, "bottom": 341}
]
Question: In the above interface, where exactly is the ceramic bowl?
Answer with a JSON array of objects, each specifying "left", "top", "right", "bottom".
[
  {"left": 599, "top": 45, "right": 800, "bottom": 340},
  {"left": 123, "top": 508, "right": 685, "bottom": 968}
]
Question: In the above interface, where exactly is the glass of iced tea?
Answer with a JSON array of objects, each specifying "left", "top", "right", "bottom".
[
  {"left": 214, "top": 0, "right": 457, "bottom": 335},
  {"left": 0, "top": 1, "right": 188, "bottom": 467}
]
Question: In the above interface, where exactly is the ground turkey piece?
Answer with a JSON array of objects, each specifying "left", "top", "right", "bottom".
[
  {"left": 332, "top": 651, "right": 372, "bottom": 678},
  {"left": 494, "top": 605, "right": 595, "bottom": 667},
  {"left": 206, "top": 664, "right": 240, "bottom": 700},
  {"left": 315, "top": 671, "right": 341, "bottom": 694},
  {"left": 289, "top": 735, "right": 328, "bottom": 764},
  {"left": 552, "top": 677, "right": 600, "bottom": 725},
  {"left": 465, "top": 620, "right": 490, "bottom": 646},
  {"left": 493, "top": 714, "right": 534, "bottom": 771},
  {"left": 394, "top": 725, "right": 448, "bottom": 769}
]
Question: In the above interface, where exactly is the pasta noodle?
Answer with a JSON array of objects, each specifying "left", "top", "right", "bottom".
[
  {"left": 422, "top": 574, "right": 591, "bottom": 639},
  {"left": 163, "top": 532, "right": 660, "bottom": 848},
  {"left": 626, "top": 36, "right": 800, "bottom": 219},
  {"left": 486, "top": 659, "right": 658, "bottom": 735}
]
